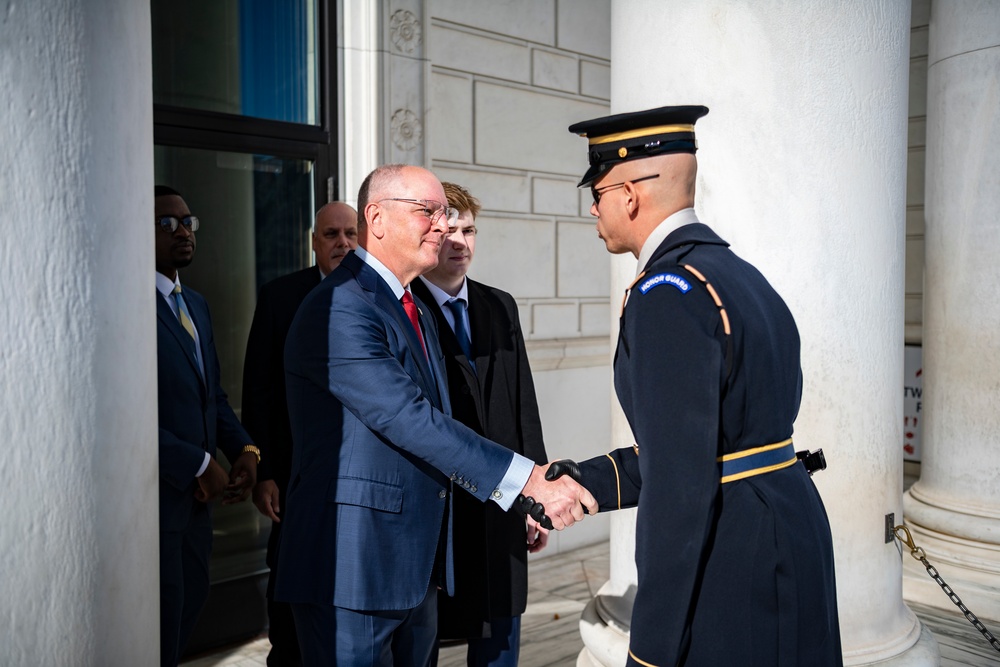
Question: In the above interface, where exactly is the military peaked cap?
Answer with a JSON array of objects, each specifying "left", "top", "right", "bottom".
[{"left": 568, "top": 105, "right": 709, "bottom": 187}]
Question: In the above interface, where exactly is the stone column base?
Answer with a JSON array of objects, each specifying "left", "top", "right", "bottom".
[
  {"left": 577, "top": 588, "right": 941, "bottom": 666},
  {"left": 857, "top": 622, "right": 940, "bottom": 666},
  {"left": 577, "top": 593, "right": 629, "bottom": 667},
  {"left": 902, "top": 490, "right": 1000, "bottom": 624}
]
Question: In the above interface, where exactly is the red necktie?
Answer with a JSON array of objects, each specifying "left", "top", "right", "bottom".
[{"left": 401, "top": 290, "right": 427, "bottom": 358}]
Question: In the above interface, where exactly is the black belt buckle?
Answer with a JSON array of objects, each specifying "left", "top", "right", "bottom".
[{"left": 796, "top": 448, "right": 826, "bottom": 476}]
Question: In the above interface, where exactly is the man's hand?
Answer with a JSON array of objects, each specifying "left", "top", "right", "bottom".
[
  {"left": 223, "top": 452, "right": 258, "bottom": 505},
  {"left": 194, "top": 458, "right": 229, "bottom": 503},
  {"left": 252, "top": 479, "right": 281, "bottom": 522},
  {"left": 520, "top": 464, "right": 598, "bottom": 530},
  {"left": 525, "top": 515, "right": 549, "bottom": 554}
]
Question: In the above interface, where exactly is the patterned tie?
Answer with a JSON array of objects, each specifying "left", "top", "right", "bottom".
[
  {"left": 172, "top": 284, "right": 197, "bottom": 341},
  {"left": 400, "top": 290, "right": 427, "bottom": 358},
  {"left": 446, "top": 298, "right": 474, "bottom": 366}
]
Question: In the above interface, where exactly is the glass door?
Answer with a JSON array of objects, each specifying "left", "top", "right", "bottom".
[{"left": 151, "top": 0, "right": 335, "bottom": 654}]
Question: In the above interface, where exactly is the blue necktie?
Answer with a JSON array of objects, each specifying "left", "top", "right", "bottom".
[{"left": 446, "top": 298, "right": 474, "bottom": 367}]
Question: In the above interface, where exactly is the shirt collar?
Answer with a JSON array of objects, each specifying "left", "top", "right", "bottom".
[
  {"left": 155, "top": 272, "right": 180, "bottom": 298},
  {"left": 636, "top": 207, "right": 700, "bottom": 275},
  {"left": 355, "top": 245, "right": 406, "bottom": 299},
  {"left": 417, "top": 275, "right": 469, "bottom": 308}
]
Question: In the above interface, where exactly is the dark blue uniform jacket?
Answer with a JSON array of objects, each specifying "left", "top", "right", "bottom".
[{"left": 578, "top": 223, "right": 842, "bottom": 667}]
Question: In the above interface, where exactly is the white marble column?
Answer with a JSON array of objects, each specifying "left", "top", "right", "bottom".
[
  {"left": 579, "top": 1, "right": 940, "bottom": 664},
  {"left": 339, "top": 0, "right": 429, "bottom": 203},
  {"left": 902, "top": 0, "right": 1000, "bottom": 623},
  {"left": 0, "top": 1, "right": 159, "bottom": 664},
  {"left": 339, "top": 0, "right": 384, "bottom": 203}
]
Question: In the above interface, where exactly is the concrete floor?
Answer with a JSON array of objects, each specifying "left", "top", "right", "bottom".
[{"left": 182, "top": 541, "right": 1000, "bottom": 667}]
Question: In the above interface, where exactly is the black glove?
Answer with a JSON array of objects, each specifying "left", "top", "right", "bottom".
[
  {"left": 545, "top": 459, "right": 590, "bottom": 515},
  {"left": 512, "top": 494, "right": 553, "bottom": 530},
  {"left": 545, "top": 459, "right": 582, "bottom": 483}
]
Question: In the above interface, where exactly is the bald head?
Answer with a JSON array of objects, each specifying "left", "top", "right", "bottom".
[
  {"left": 590, "top": 153, "right": 698, "bottom": 256},
  {"left": 313, "top": 202, "right": 358, "bottom": 275},
  {"left": 357, "top": 164, "right": 449, "bottom": 285},
  {"left": 614, "top": 153, "right": 696, "bottom": 210}
]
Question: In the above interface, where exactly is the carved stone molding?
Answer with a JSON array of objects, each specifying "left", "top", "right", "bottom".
[
  {"left": 390, "top": 108, "right": 422, "bottom": 151},
  {"left": 389, "top": 9, "right": 421, "bottom": 54}
]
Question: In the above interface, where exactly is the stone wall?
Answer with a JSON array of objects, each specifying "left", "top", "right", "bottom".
[{"left": 425, "top": 0, "right": 615, "bottom": 550}]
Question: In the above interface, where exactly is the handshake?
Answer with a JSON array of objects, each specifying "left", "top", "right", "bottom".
[{"left": 513, "top": 460, "right": 595, "bottom": 530}]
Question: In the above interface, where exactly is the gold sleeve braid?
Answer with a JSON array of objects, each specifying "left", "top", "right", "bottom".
[{"left": 605, "top": 453, "right": 622, "bottom": 510}]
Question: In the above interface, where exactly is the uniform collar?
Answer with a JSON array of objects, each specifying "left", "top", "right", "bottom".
[{"left": 636, "top": 208, "right": 700, "bottom": 276}]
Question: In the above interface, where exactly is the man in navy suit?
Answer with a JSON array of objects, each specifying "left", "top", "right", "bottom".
[
  {"left": 243, "top": 201, "right": 357, "bottom": 666},
  {"left": 413, "top": 183, "right": 547, "bottom": 666},
  {"left": 275, "top": 165, "right": 597, "bottom": 665},
  {"left": 155, "top": 186, "right": 260, "bottom": 666}
]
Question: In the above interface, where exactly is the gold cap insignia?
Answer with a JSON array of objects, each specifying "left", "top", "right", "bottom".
[{"left": 618, "top": 147, "right": 628, "bottom": 158}]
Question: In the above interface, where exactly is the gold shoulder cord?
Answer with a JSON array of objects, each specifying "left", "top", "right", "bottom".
[
  {"left": 621, "top": 271, "right": 647, "bottom": 317},
  {"left": 622, "top": 266, "right": 730, "bottom": 336},
  {"left": 682, "top": 264, "right": 730, "bottom": 335}
]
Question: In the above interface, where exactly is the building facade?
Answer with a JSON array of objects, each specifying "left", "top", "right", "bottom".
[{"left": 1, "top": 0, "right": 997, "bottom": 664}]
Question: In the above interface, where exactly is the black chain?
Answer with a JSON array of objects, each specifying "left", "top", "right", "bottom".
[{"left": 894, "top": 525, "right": 1000, "bottom": 654}]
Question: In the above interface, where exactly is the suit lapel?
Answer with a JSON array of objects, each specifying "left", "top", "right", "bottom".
[
  {"left": 184, "top": 290, "right": 211, "bottom": 383},
  {"left": 346, "top": 254, "right": 440, "bottom": 404},
  {"left": 156, "top": 291, "right": 203, "bottom": 382},
  {"left": 418, "top": 299, "right": 450, "bottom": 414},
  {"left": 467, "top": 281, "right": 493, "bottom": 388},
  {"left": 413, "top": 280, "right": 478, "bottom": 381}
]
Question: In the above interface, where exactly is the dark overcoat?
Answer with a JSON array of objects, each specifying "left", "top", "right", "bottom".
[
  {"left": 413, "top": 277, "right": 547, "bottom": 639},
  {"left": 577, "top": 223, "right": 842, "bottom": 667},
  {"left": 242, "top": 266, "right": 322, "bottom": 498}
]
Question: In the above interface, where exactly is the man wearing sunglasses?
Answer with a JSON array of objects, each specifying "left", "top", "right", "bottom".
[
  {"left": 274, "top": 165, "right": 597, "bottom": 665},
  {"left": 547, "top": 107, "right": 842, "bottom": 666},
  {"left": 153, "top": 185, "right": 259, "bottom": 666}
]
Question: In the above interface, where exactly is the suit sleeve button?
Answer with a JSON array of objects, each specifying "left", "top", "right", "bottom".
[
  {"left": 470, "top": 486, "right": 477, "bottom": 493},
  {"left": 438, "top": 490, "right": 447, "bottom": 499}
]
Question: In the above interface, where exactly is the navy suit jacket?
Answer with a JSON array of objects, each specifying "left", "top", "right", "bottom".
[
  {"left": 274, "top": 251, "right": 517, "bottom": 612},
  {"left": 156, "top": 286, "right": 250, "bottom": 531}
]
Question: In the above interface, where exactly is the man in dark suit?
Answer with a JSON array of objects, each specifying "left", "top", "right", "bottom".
[
  {"left": 154, "top": 185, "right": 259, "bottom": 667},
  {"left": 549, "top": 107, "right": 842, "bottom": 666},
  {"left": 274, "top": 164, "right": 596, "bottom": 665},
  {"left": 242, "top": 201, "right": 358, "bottom": 666},
  {"left": 413, "top": 183, "right": 547, "bottom": 667}
]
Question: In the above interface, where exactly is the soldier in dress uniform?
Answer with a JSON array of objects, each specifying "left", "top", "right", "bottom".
[{"left": 549, "top": 105, "right": 843, "bottom": 666}]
